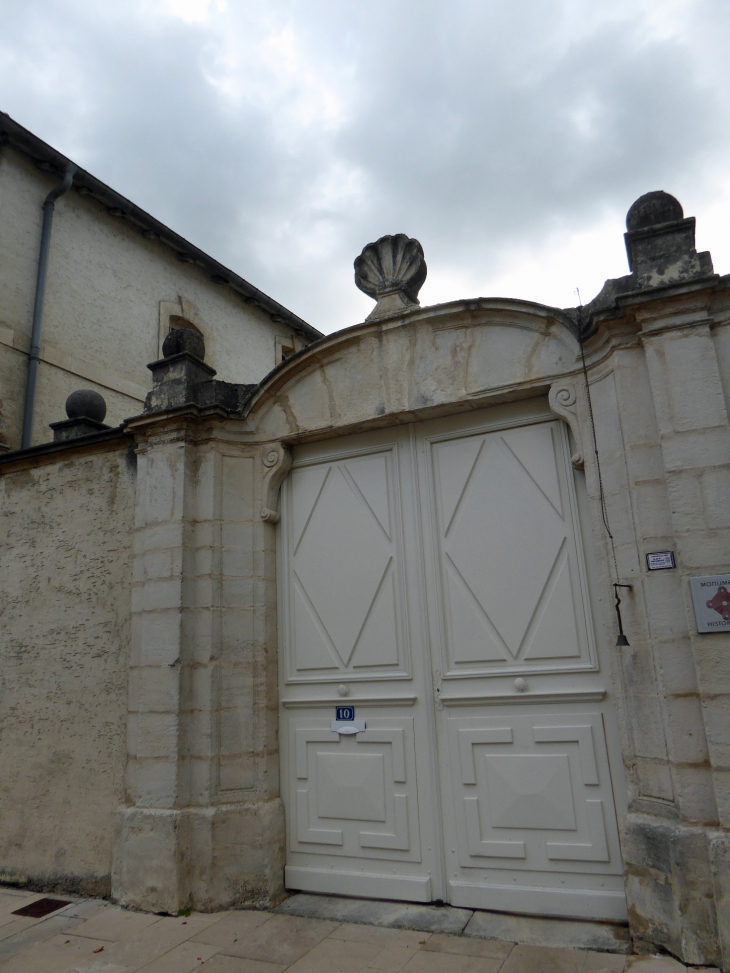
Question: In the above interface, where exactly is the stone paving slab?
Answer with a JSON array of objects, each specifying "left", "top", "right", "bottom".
[
  {"left": 0, "top": 887, "right": 714, "bottom": 972},
  {"left": 0, "top": 896, "right": 104, "bottom": 966}
]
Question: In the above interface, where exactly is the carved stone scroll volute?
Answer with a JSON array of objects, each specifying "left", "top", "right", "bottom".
[
  {"left": 260, "top": 443, "right": 292, "bottom": 523},
  {"left": 549, "top": 382, "right": 584, "bottom": 470}
]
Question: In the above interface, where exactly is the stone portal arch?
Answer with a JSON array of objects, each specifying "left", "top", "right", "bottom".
[
  {"left": 259, "top": 294, "right": 629, "bottom": 919},
  {"left": 247, "top": 297, "right": 582, "bottom": 448}
]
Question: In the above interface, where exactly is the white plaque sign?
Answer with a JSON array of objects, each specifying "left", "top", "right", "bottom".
[
  {"left": 331, "top": 720, "right": 366, "bottom": 734},
  {"left": 690, "top": 575, "right": 730, "bottom": 633}
]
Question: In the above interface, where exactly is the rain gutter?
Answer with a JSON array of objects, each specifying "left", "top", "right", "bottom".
[{"left": 21, "top": 161, "right": 76, "bottom": 448}]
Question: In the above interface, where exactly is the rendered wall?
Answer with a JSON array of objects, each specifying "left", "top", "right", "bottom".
[
  {"left": 0, "top": 440, "right": 136, "bottom": 895},
  {"left": 0, "top": 145, "right": 305, "bottom": 448}
]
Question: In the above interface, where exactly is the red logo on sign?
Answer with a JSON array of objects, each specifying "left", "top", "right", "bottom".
[{"left": 706, "top": 586, "right": 730, "bottom": 621}]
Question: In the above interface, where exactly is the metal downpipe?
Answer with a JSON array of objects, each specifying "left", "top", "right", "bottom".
[{"left": 21, "top": 161, "right": 76, "bottom": 448}]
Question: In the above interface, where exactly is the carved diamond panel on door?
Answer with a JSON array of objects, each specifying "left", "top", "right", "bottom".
[
  {"left": 428, "top": 421, "right": 593, "bottom": 674},
  {"left": 289, "top": 717, "right": 421, "bottom": 862},
  {"left": 447, "top": 712, "right": 623, "bottom": 874},
  {"left": 284, "top": 447, "right": 408, "bottom": 682}
]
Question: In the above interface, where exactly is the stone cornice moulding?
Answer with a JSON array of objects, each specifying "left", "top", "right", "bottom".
[
  {"left": 578, "top": 323, "right": 642, "bottom": 371},
  {"left": 0, "top": 428, "right": 130, "bottom": 472},
  {"left": 587, "top": 276, "right": 722, "bottom": 336},
  {"left": 123, "top": 400, "right": 249, "bottom": 444},
  {"left": 261, "top": 443, "right": 292, "bottom": 523},
  {"left": 548, "top": 382, "right": 584, "bottom": 469},
  {"left": 125, "top": 415, "right": 196, "bottom": 445}
]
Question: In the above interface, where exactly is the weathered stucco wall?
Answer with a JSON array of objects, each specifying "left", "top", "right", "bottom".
[
  {"left": 0, "top": 440, "right": 136, "bottom": 895},
  {"left": 0, "top": 145, "right": 307, "bottom": 448}
]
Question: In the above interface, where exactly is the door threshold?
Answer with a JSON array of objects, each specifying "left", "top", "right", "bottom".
[
  {"left": 275, "top": 892, "right": 630, "bottom": 954},
  {"left": 462, "top": 909, "right": 630, "bottom": 954},
  {"left": 275, "top": 892, "right": 472, "bottom": 935}
]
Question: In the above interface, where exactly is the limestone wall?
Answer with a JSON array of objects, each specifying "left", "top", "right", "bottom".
[
  {"left": 113, "top": 420, "right": 285, "bottom": 914},
  {"left": 714, "top": 317, "right": 730, "bottom": 417},
  {"left": 0, "top": 146, "right": 307, "bottom": 449},
  {"left": 249, "top": 299, "right": 579, "bottom": 440},
  {"left": 0, "top": 440, "right": 136, "bottom": 895}
]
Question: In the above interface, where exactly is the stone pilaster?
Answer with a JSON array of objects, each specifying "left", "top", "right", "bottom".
[
  {"left": 637, "top": 293, "right": 730, "bottom": 825},
  {"left": 585, "top": 280, "right": 730, "bottom": 968},
  {"left": 112, "top": 416, "right": 285, "bottom": 912},
  {"left": 637, "top": 290, "right": 730, "bottom": 968}
]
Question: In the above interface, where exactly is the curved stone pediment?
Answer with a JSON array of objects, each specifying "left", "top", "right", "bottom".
[{"left": 249, "top": 298, "right": 580, "bottom": 440}]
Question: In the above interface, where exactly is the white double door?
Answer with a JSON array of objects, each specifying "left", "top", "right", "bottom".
[{"left": 278, "top": 400, "right": 627, "bottom": 920}]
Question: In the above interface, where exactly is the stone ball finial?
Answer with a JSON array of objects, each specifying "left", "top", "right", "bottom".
[
  {"left": 354, "top": 234, "right": 427, "bottom": 320},
  {"left": 626, "top": 191, "right": 684, "bottom": 232},
  {"left": 65, "top": 389, "right": 107, "bottom": 423},
  {"left": 162, "top": 327, "right": 205, "bottom": 361}
]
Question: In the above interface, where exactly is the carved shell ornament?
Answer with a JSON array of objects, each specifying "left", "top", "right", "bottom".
[{"left": 354, "top": 234, "right": 427, "bottom": 321}]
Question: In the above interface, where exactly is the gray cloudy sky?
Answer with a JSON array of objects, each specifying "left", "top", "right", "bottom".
[{"left": 2, "top": 0, "right": 729, "bottom": 332}]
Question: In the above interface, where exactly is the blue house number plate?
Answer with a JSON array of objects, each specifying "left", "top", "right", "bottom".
[{"left": 331, "top": 706, "right": 365, "bottom": 734}]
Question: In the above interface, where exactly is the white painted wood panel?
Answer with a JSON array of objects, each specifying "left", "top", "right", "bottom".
[
  {"left": 419, "top": 410, "right": 626, "bottom": 919},
  {"left": 289, "top": 717, "right": 421, "bottom": 860},
  {"left": 441, "top": 708, "right": 625, "bottom": 918},
  {"left": 426, "top": 420, "right": 594, "bottom": 675},
  {"left": 279, "top": 405, "right": 627, "bottom": 919},
  {"left": 283, "top": 442, "right": 409, "bottom": 682},
  {"left": 279, "top": 427, "right": 442, "bottom": 902}
]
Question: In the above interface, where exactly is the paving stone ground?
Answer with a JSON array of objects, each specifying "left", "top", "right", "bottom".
[{"left": 0, "top": 886, "right": 716, "bottom": 973}]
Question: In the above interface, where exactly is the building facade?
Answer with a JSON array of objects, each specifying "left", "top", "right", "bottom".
[
  {"left": 1, "top": 190, "right": 729, "bottom": 969},
  {"left": 0, "top": 113, "right": 319, "bottom": 451}
]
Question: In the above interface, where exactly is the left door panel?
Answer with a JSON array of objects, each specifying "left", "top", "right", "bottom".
[{"left": 278, "top": 428, "right": 440, "bottom": 903}]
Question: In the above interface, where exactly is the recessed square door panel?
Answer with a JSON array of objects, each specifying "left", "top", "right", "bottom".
[
  {"left": 428, "top": 421, "right": 594, "bottom": 674},
  {"left": 288, "top": 716, "right": 422, "bottom": 863},
  {"left": 283, "top": 446, "right": 409, "bottom": 681},
  {"left": 446, "top": 712, "right": 623, "bottom": 874}
]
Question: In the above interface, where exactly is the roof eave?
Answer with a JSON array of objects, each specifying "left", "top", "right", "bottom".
[{"left": 0, "top": 112, "right": 323, "bottom": 343}]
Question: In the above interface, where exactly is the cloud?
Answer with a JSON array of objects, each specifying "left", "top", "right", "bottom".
[{"left": 0, "top": 0, "right": 728, "bottom": 331}]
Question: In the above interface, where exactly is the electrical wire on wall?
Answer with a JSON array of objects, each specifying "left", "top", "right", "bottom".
[{"left": 576, "top": 290, "right": 632, "bottom": 646}]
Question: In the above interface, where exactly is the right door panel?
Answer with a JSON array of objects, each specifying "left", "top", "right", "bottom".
[
  {"left": 418, "top": 409, "right": 627, "bottom": 920},
  {"left": 426, "top": 417, "right": 593, "bottom": 676},
  {"left": 442, "top": 706, "right": 626, "bottom": 918}
]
